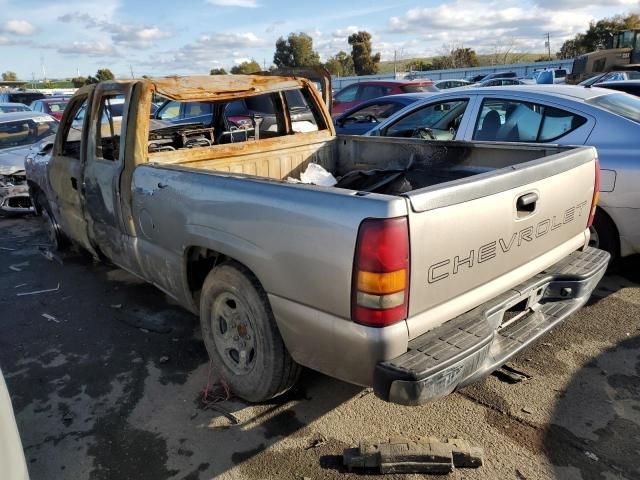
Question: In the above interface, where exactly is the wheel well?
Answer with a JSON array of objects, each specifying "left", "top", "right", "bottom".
[
  {"left": 595, "top": 206, "right": 620, "bottom": 256},
  {"left": 185, "top": 247, "right": 230, "bottom": 302}
]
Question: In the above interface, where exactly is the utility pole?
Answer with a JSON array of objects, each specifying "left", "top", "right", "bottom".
[
  {"left": 545, "top": 33, "right": 551, "bottom": 61},
  {"left": 130, "top": 64, "right": 134, "bottom": 79},
  {"left": 393, "top": 49, "right": 397, "bottom": 77}
]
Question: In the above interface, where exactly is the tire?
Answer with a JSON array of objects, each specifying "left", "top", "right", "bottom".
[
  {"left": 39, "top": 196, "right": 68, "bottom": 251},
  {"left": 199, "top": 262, "right": 301, "bottom": 402},
  {"left": 589, "top": 208, "right": 619, "bottom": 259}
]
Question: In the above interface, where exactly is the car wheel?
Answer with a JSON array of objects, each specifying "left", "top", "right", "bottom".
[
  {"left": 589, "top": 208, "right": 619, "bottom": 259},
  {"left": 199, "top": 262, "right": 300, "bottom": 402}
]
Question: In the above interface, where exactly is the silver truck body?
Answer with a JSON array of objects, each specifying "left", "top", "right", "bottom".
[{"left": 25, "top": 76, "right": 608, "bottom": 404}]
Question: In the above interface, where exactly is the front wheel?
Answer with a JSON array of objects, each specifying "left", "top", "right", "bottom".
[
  {"left": 39, "top": 198, "right": 68, "bottom": 251},
  {"left": 199, "top": 262, "right": 300, "bottom": 402}
]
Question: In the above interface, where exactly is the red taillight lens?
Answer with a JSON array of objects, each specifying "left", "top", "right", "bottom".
[
  {"left": 587, "top": 159, "right": 601, "bottom": 228},
  {"left": 352, "top": 217, "right": 410, "bottom": 327}
]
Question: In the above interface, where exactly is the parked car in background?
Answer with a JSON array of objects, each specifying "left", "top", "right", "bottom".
[
  {"left": 0, "top": 103, "right": 31, "bottom": 114},
  {"left": 580, "top": 70, "right": 640, "bottom": 86},
  {"left": 480, "top": 71, "right": 517, "bottom": 82},
  {"left": 0, "top": 90, "right": 45, "bottom": 105},
  {"left": 596, "top": 80, "right": 640, "bottom": 96},
  {"left": 434, "top": 79, "right": 470, "bottom": 89},
  {"left": 476, "top": 78, "right": 525, "bottom": 87},
  {"left": 520, "top": 71, "right": 542, "bottom": 84},
  {"left": 30, "top": 98, "right": 69, "bottom": 121},
  {"left": 365, "top": 85, "right": 640, "bottom": 258},
  {"left": 536, "top": 69, "right": 568, "bottom": 85},
  {"left": 464, "top": 74, "right": 487, "bottom": 83},
  {"left": 333, "top": 94, "right": 422, "bottom": 135},
  {"left": 332, "top": 80, "right": 438, "bottom": 116},
  {"left": 0, "top": 111, "right": 56, "bottom": 215}
]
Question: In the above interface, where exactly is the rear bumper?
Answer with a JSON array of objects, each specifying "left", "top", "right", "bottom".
[{"left": 374, "top": 247, "right": 610, "bottom": 405}]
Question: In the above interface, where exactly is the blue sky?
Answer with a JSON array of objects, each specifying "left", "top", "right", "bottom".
[{"left": 0, "top": 0, "right": 637, "bottom": 79}]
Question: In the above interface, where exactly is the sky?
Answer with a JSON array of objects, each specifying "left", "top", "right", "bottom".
[{"left": 0, "top": 0, "right": 638, "bottom": 80}]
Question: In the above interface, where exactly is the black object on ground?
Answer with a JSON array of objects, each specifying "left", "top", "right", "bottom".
[{"left": 343, "top": 436, "right": 483, "bottom": 474}]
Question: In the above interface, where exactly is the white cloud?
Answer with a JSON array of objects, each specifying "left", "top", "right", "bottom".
[
  {"left": 4, "top": 19, "right": 35, "bottom": 35},
  {"left": 0, "top": 35, "right": 19, "bottom": 45},
  {"left": 58, "top": 41, "right": 120, "bottom": 57},
  {"left": 137, "top": 31, "right": 266, "bottom": 72},
  {"left": 58, "top": 12, "right": 171, "bottom": 48},
  {"left": 205, "top": 0, "right": 259, "bottom": 7}
]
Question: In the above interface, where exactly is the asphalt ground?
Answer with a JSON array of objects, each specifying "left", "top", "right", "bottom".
[{"left": 1, "top": 215, "right": 639, "bottom": 480}]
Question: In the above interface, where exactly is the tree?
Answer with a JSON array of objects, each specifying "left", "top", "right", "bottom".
[
  {"left": 209, "top": 68, "right": 227, "bottom": 75},
  {"left": 96, "top": 68, "right": 115, "bottom": 81},
  {"left": 273, "top": 32, "right": 320, "bottom": 68},
  {"left": 407, "top": 60, "right": 432, "bottom": 72},
  {"left": 489, "top": 39, "right": 527, "bottom": 65},
  {"left": 557, "top": 13, "right": 640, "bottom": 57},
  {"left": 430, "top": 45, "right": 479, "bottom": 70},
  {"left": 348, "top": 31, "right": 380, "bottom": 75},
  {"left": 2, "top": 71, "right": 18, "bottom": 81},
  {"left": 85, "top": 68, "right": 115, "bottom": 84},
  {"left": 324, "top": 51, "right": 355, "bottom": 76},
  {"left": 71, "top": 76, "right": 87, "bottom": 87},
  {"left": 230, "top": 60, "right": 261, "bottom": 74}
]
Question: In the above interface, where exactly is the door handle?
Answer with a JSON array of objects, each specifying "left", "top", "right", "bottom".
[
  {"left": 70, "top": 177, "right": 78, "bottom": 190},
  {"left": 516, "top": 192, "right": 538, "bottom": 212}
]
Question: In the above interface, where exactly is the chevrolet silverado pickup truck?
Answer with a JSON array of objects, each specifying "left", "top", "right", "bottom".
[{"left": 25, "top": 75, "right": 609, "bottom": 405}]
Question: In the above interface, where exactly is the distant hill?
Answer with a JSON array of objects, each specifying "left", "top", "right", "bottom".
[{"left": 377, "top": 53, "right": 551, "bottom": 74}]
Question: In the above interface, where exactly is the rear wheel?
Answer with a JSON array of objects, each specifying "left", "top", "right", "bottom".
[
  {"left": 199, "top": 262, "right": 300, "bottom": 402},
  {"left": 589, "top": 208, "right": 619, "bottom": 259}
]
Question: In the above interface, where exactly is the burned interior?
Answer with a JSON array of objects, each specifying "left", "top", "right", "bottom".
[{"left": 146, "top": 86, "right": 328, "bottom": 154}]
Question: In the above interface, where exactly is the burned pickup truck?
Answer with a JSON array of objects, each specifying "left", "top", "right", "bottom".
[{"left": 25, "top": 75, "right": 608, "bottom": 405}]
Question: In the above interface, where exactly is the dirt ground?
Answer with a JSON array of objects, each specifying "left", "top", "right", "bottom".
[{"left": 1, "top": 215, "right": 639, "bottom": 480}]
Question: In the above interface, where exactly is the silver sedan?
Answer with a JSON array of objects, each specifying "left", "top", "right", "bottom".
[{"left": 366, "top": 85, "right": 640, "bottom": 258}]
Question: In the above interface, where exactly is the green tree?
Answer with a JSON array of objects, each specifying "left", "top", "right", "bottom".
[
  {"left": 209, "top": 67, "right": 227, "bottom": 75},
  {"left": 230, "top": 60, "right": 261, "bottom": 74},
  {"left": 431, "top": 46, "right": 479, "bottom": 70},
  {"left": 71, "top": 76, "right": 87, "bottom": 87},
  {"left": 273, "top": 32, "right": 320, "bottom": 68},
  {"left": 96, "top": 68, "right": 115, "bottom": 81},
  {"left": 2, "top": 71, "right": 18, "bottom": 81},
  {"left": 324, "top": 51, "right": 355, "bottom": 76},
  {"left": 557, "top": 13, "right": 640, "bottom": 57},
  {"left": 407, "top": 60, "right": 432, "bottom": 71},
  {"left": 348, "top": 31, "right": 380, "bottom": 76}
]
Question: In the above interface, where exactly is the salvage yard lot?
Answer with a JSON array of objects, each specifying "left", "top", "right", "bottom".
[{"left": 1, "top": 216, "right": 639, "bottom": 480}]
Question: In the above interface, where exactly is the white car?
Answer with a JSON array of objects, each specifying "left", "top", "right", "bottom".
[{"left": 0, "top": 370, "right": 29, "bottom": 479}]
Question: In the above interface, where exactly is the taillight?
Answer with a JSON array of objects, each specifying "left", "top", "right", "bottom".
[
  {"left": 587, "top": 159, "right": 601, "bottom": 228},
  {"left": 352, "top": 217, "right": 410, "bottom": 327}
]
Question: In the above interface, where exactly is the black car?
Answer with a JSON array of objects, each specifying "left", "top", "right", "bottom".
[
  {"left": 0, "top": 90, "right": 45, "bottom": 106},
  {"left": 595, "top": 80, "right": 640, "bottom": 97},
  {"left": 464, "top": 74, "right": 487, "bottom": 83}
]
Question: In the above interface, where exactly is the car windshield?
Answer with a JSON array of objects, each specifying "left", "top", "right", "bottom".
[
  {"left": 587, "top": 92, "right": 640, "bottom": 123},
  {"left": 46, "top": 102, "right": 67, "bottom": 113},
  {"left": 0, "top": 117, "right": 58, "bottom": 150},
  {"left": 0, "top": 105, "right": 29, "bottom": 113}
]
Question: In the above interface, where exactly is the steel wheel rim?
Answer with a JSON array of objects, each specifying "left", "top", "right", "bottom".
[{"left": 210, "top": 292, "right": 257, "bottom": 375}]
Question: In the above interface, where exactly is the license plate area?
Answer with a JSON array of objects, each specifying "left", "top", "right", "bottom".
[{"left": 498, "top": 285, "right": 546, "bottom": 330}]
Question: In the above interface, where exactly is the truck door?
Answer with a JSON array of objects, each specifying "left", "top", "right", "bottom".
[
  {"left": 47, "top": 92, "right": 98, "bottom": 256},
  {"left": 82, "top": 82, "right": 134, "bottom": 270}
]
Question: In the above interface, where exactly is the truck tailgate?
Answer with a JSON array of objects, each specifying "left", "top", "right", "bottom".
[{"left": 404, "top": 147, "right": 596, "bottom": 339}]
